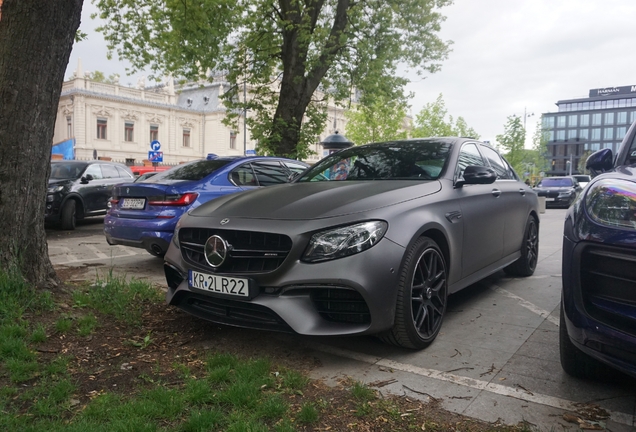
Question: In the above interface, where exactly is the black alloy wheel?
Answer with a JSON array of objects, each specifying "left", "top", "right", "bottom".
[
  {"left": 60, "top": 199, "right": 76, "bottom": 231},
  {"left": 381, "top": 236, "right": 448, "bottom": 349},
  {"left": 504, "top": 216, "right": 538, "bottom": 277}
]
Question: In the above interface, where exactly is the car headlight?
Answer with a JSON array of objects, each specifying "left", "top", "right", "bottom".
[
  {"left": 48, "top": 185, "right": 64, "bottom": 193},
  {"left": 586, "top": 179, "right": 636, "bottom": 230},
  {"left": 558, "top": 190, "right": 573, "bottom": 197},
  {"left": 302, "top": 221, "right": 388, "bottom": 263}
]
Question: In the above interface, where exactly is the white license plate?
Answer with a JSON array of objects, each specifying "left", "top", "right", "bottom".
[
  {"left": 188, "top": 270, "right": 249, "bottom": 297},
  {"left": 121, "top": 198, "right": 146, "bottom": 209},
  {"left": 545, "top": 198, "right": 555, "bottom": 202}
]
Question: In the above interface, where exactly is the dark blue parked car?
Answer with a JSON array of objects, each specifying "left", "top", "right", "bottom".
[
  {"left": 560, "top": 121, "right": 636, "bottom": 379},
  {"left": 104, "top": 156, "right": 308, "bottom": 257}
]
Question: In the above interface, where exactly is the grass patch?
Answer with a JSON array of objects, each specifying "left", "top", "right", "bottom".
[{"left": 71, "top": 272, "right": 162, "bottom": 326}]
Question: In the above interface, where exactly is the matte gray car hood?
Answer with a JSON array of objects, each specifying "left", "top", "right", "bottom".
[{"left": 189, "top": 180, "right": 442, "bottom": 220}]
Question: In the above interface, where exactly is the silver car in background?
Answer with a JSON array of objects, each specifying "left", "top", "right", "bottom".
[{"left": 163, "top": 138, "right": 539, "bottom": 349}]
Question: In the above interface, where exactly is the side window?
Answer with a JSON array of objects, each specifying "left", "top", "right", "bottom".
[
  {"left": 284, "top": 161, "right": 308, "bottom": 176},
  {"left": 479, "top": 145, "right": 514, "bottom": 180},
  {"left": 456, "top": 143, "right": 486, "bottom": 179},
  {"left": 229, "top": 164, "right": 257, "bottom": 186},
  {"left": 101, "top": 164, "right": 119, "bottom": 179},
  {"left": 84, "top": 164, "right": 103, "bottom": 180},
  {"left": 251, "top": 161, "right": 289, "bottom": 186},
  {"left": 116, "top": 166, "right": 134, "bottom": 179}
]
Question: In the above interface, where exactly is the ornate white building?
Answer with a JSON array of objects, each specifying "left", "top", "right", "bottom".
[{"left": 53, "top": 59, "right": 348, "bottom": 165}]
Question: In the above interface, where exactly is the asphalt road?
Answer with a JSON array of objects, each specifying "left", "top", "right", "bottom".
[{"left": 46, "top": 211, "right": 636, "bottom": 431}]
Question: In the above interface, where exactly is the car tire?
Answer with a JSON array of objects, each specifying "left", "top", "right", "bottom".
[
  {"left": 60, "top": 199, "right": 76, "bottom": 231},
  {"left": 503, "top": 216, "right": 538, "bottom": 277},
  {"left": 559, "top": 303, "right": 605, "bottom": 379},
  {"left": 381, "top": 236, "right": 447, "bottom": 349}
]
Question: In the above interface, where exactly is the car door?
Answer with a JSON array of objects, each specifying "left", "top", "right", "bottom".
[
  {"left": 455, "top": 142, "right": 506, "bottom": 278},
  {"left": 479, "top": 145, "right": 530, "bottom": 258},
  {"left": 77, "top": 164, "right": 108, "bottom": 214}
]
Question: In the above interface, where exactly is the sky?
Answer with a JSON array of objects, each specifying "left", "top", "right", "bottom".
[{"left": 66, "top": 0, "right": 636, "bottom": 147}]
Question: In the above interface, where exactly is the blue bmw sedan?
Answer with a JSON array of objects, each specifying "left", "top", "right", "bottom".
[{"left": 104, "top": 156, "right": 308, "bottom": 257}]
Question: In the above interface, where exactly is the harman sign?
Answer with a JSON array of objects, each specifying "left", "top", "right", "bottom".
[{"left": 589, "top": 85, "right": 636, "bottom": 97}]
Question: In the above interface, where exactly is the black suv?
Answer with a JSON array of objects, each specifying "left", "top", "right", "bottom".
[{"left": 46, "top": 160, "right": 134, "bottom": 230}]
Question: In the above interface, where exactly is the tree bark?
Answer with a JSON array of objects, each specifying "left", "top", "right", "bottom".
[{"left": 0, "top": 0, "right": 83, "bottom": 286}]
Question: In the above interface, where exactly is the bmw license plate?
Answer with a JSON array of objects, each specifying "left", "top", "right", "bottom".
[
  {"left": 121, "top": 198, "right": 146, "bottom": 209},
  {"left": 545, "top": 198, "right": 555, "bottom": 202},
  {"left": 188, "top": 270, "right": 249, "bottom": 298}
]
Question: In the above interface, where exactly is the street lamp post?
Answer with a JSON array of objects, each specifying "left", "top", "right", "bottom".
[{"left": 523, "top": 107, "right": 535, "bottom": 146}]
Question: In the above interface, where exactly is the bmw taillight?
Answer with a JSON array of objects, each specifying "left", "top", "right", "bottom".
[{"left": 148, "top": 192, "right": 198, "bottom": 206}]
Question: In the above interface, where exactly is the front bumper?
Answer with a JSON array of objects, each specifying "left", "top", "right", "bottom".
[
  {"left": 562, "top": 235, "right": 636, "bottom": 378},
  {"left": 164, "top": 225, "right": 406, "bottom": 337}
]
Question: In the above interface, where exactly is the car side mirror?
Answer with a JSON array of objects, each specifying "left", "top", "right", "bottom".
[
  {"left": 586, "top": 149, "right": 613, "bottom": 178},
  {"left": 456, "top": 165, "right": 497, "bottom": 187},
  {"left": 81, "top": 174, "right": 94, "bottom": 184}
]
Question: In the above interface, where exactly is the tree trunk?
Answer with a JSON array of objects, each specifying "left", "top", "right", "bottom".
[
  {"left": 270, "top": 0, "right": 350, "bottom": 157},
  {"left": 0, "top": 0, "right": 83, "bottom": 286}
]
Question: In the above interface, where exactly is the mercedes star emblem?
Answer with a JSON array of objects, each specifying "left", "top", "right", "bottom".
[
  {"left": 220, "top": 218, "right": 230, "bottom": 225},
  {"left": 204, "top": 235, "right": 228, "bottom": 268}
]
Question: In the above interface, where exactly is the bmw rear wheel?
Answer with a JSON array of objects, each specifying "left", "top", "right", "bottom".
[{"left": 382, "top": 236, "right": 447, "bottom": 349}]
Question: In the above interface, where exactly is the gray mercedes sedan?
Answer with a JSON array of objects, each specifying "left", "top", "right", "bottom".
[{"left": 163, "top": 138, "right": 540, "bottom": 349}]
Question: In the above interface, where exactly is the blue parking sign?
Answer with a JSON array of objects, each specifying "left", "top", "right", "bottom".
[{"left": 148, "top": 151, "right": 163, "bottom": 162}]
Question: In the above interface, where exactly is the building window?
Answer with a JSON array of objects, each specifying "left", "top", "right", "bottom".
[
  {"left": 150, "top": 125, "right": 159, "bottom": 142},
  {"left": 66, "top": 116, "right": 72, "bottom": 139},
  {"left": 230, "top": 130, "right": 237, "bottom": 149},
  {"left": 617, "top": 126, "right": 627, "bottom": 140},
  {"left": 604, "top": 112, "right": 614, "bottom": 125},
  {"left": 183, "top": 128, "right": 191, "bottom": 147},
  {"left": 548, "top": 130, "right": 555, "bottom": 141},
  {"left": 568, "top": 115, "right": 577, "bottom": 127},
  {"left": 617, "top": 112, "right": 627, "bottom": 124},
  {"left": 631, "top": 111, "right": 636, "bottom": 123},
  {"left": 542, "top": 116, "right": 555, "bottom": 128},
  {"left": 587, "top": 143, "right": 601, "bottom": 151},
  {"left": 124, "top": 122, "right": 134, "bottom": 142},
  {"left": 591, "top": 128, "right": 601, "bottom": 140},
  {"left": 603, "top": 128, "right": 614, "bottom": 140},
  {"left": 580, "top": 114, "right": 589, "bottom": 127},
  {"left": 592, "top": 113, "right": 602, "bottom": 126},
  {"left": 556, "top": 130, "right": 565, "bottom": 141},
  {"left": 97, "top": 118, "right": 107, "bottom": 140},
  {"left": 557, "top": 116, "right": 566, "bottom": 128},
  {"left": 567, "top": 129, "right": 578, "bottom": 140},
  {"left": 579, "top": 129, "right": 589, "bottom": 140}
]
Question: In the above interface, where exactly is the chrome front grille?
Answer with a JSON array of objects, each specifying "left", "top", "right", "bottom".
[{"left": 179, "top": 228, "right": 292, "bottom": 273}]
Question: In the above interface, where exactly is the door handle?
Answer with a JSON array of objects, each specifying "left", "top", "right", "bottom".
[
  {"left": 491, "top": 189, "right": 501, "bottom": 198},
  {"left": 519, "top": 188, "right": 526, "bottom": 196}
]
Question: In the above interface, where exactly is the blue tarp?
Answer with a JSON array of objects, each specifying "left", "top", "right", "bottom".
[{"left": 52, "top": 138, "right": 75, "bottom": 160}]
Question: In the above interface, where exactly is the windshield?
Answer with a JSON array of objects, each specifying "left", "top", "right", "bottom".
[
  {"left": 145, "top": 159, "right": 232, "bottom": 182},
  {"left": 538, "top": 178, "right": 573, "bottom": 187},
  {"left": 50, "top": 162, "right": 87, "bottom": 180},
  {"left": 573, "top": 175, "right": 590, "bottom": 183},
  {"left": 298, "top": 141, "right": 452, "bottom": 182}
]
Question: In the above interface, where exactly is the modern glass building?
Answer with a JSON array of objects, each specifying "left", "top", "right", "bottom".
[{"left": 541, "top": 85, "right": 636, "bottom": 176}]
